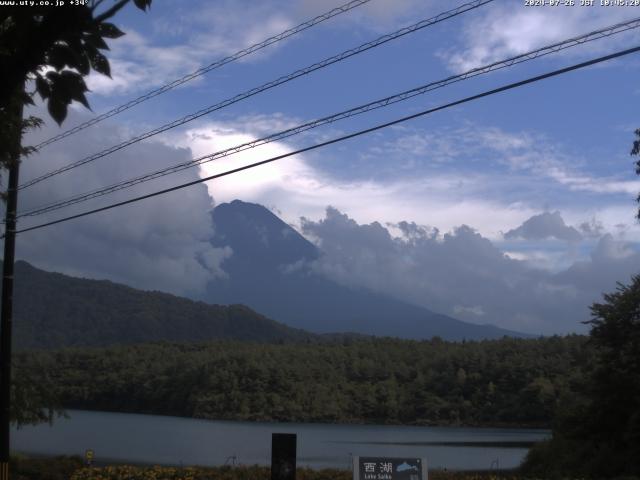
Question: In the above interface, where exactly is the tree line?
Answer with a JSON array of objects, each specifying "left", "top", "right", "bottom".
[{"left": 16, "top": 335, "right": 589, "bottom": 428}]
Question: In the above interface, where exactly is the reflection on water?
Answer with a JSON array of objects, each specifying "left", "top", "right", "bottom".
[{"left": 13, "top": 410, "right": 549, "bottom": 470}]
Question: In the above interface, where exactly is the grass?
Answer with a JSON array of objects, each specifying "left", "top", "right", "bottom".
[{"left": 10, "top": 456, "right": 526, "bottom": 480}]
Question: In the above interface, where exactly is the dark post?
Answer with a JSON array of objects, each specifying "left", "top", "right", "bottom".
[
  {"left": 271, "top": 433, "right": 296, "bottom": 480},
  {"left": 0, "top": 90, "right": 23, "bottom": 480}
]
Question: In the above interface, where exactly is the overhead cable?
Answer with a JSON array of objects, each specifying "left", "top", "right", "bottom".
[
  {"left": 12, "top": 45, "right": 640, "bottom": 236},
  {"left": 19, "top": 0, "right": 494, "bottom": 190},
  {"left": 33, "top": 0, "right": 374, "bottom": 150},
  {"left": 17, "top": 16, "right": 640, "bottom": 219}
]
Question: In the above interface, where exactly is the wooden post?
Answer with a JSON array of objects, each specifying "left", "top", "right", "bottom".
[
  {"left": 0, "top": 88, "right": 24, "bottom": 480},
  {"left": 271, "top": 433, "right": 296, "bottom": 480}
]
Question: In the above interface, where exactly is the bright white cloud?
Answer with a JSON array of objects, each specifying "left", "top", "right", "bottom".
[
  {"left": 182, "top": 118, "right": 640, "bottom": 249},
  {"left": 185, "top": 120, "right": 551, "bottom": 240}
]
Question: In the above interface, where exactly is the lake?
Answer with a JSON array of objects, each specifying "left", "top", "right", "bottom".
[{"left": 13, "top": 410, "right": 549, "bottom": 470}]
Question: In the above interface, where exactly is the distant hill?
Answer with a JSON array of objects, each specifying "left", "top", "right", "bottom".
[
  {"left": 2, "top": 260, "right": 314, "bottom": 350},
  {"left": 2, "top": 201, "right": 526, "bottom": 349},
  {"left": 205, "top": 200, "right": 525, "bottom": 340}
]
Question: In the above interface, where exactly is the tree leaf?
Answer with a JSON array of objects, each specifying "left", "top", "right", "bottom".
[
  {"left": 98, "top": 22, "right": 125, "bottom": 39},
  {"left": 61, "top": 37, "right": 90, "bottom": 73},
  {"left": 22, "top": 92, "right": 35, "bottom": 106},
  {"left": 47, "top": 98, "right": 67, "bottom": 125},
  {"left": 133, "top": 0, "right": 152, "bottom": 11},
  {"left": 60, "top": 70, "right": 91, "bottom": 110},
  {"left": 85, "top": 33, "right": 109, "bottom": 51},
  {"left": 89, "top": 50, "right": 110, "bottom": 77},
  {"left": 47, "top": 71, "right": 91, "bottom": 113},
  {"left": 47, "top": 45, "right": 68, "bottom": 70},
  {"left": 45, "top": 70, "right": 60, "bottom": 82},
  {"left": 35, "top": 74, "right": 50, "bottom": 100},
  {"left": 47, "top": 43, "right": 85, "bottom": 72},
  {"left": 76, "top": 51, "right": 90, "bottom": 76}
]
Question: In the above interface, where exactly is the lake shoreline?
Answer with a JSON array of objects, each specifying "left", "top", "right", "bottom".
[
  {"left": 57, "top": 406, "right": 552, "bottom": 430},
  {"left": 13, "top": 409, "right": 549, "bottom": 471}
]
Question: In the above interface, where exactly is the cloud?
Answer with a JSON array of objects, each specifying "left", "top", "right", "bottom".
[
  {"left": 294, "top": 0, "right": 436, "bottom": 31},
  {"left": 180, "top": 117, "right": 640, "bottom": 252},
  {"left": 579, "top": 217, "right": 605, "bottom": 238},
  {"left": 87, "top": 0, "right": 448, "bottom": 97},
  {"left": 299, "top": 207, "right": 640, "bottom": 335},
  {"left": 12, "top": 109, "right": 640, "bottom": 336},
  {"left": 184, "top": 119, "right": 546, "bottom": 240},
  {"left": 180, "top": 1, "right": 294, "bottom": 60},
  {"left": 441, "top": 4, "right": 639, "bottom": 72},
  {"left": 15, "top": 108, "right": 230, "bottom": 296},
  {"left": 360, "top": 124, "right": 640, "bottom": 200},
  {"left": 86, "top": 30, "right": 205, "bottom": 96},
  {"left": 462, "top": 127, "right": 640, "bottom": 197},
  {"left": 551, "top": 234, "right": 640, "bottom": 304},
  {"left": 504, "top": 211, "right": 583, "bottom": 242},
  {"left": 87, "top": 0, "right": 307, "bottom": 97}
]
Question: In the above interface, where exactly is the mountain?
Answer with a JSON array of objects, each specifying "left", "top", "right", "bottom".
[
  {"left": 2, "top": 260, "right": 314, "bottom": 350},
  {"left": 2, "top": 201, "right": 525, "bottom": 349},
  {"left": 205, "top": 200, "right": 525, "bottom": 340}
]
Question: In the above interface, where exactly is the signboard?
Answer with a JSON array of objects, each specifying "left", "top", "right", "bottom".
[
  {"left": 84, "top": 449, "right": 94, "bottom": 466},
  {"left": 353, "top": 456, "right": 427, "bottom": 480}
]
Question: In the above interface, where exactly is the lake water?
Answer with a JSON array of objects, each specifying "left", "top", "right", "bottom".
[{"left": 13, "top": 410, "right": 549, "bottom": 471}]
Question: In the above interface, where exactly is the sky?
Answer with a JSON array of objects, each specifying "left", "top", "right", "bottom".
[{"left": 12, "top": 0, "right": 640, "bottom": 335}]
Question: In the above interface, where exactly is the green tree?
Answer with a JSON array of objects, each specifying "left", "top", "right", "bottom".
[
  {"left": 0, "top": 0, "right": 153, "bottom": 428},
  {"left": 1, "top": 0, "right": 152, "bottom": 124},
  {"left": 633, "top": 128, "right": 640, "bottom": 219},
  {"left": 1, "top": 0, "right": 153, "bottom": 185},
  {"left": 523, "top": 276, "right": 640, "bottom": 477},
  {"left": 584, "top": 276, "right": 640, "bottom": 475}
]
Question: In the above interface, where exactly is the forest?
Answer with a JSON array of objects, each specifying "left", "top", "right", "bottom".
[
  {"left": 10, "top": 273, "right": 640, "bottom": 478},
  {"left": 5, "top": 260, "right": 315, "bottom": 350},
  {"left": 16, "top": 335, "right": 588, "bottom": 428}
]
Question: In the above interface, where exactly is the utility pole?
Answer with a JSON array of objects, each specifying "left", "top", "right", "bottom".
[{"left": 0, "top": 90, "right": 24, "bottom": 480}]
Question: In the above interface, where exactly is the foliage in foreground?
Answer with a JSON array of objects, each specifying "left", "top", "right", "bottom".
[
  {"left": 11, "top": 456, "right": 640, "bottom": 480},
  {"left": 17, "top": 335, "right": 589, "bottom": 427},
  {"left": 70, "top": 465, "right": 522, "bottom": 480},
  {"left": 522, "top": 275, "right": 640, "bottom": 478},
  {"left": 11, "top": 455, "right": 83, "bottom": 480},
  {"left": 11, "top": 457, "right": 522, "bottom": 480}
]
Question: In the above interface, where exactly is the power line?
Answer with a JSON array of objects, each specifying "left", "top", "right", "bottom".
[
  {"left": 19, "top": 0, "right": 494, "bottom": 190},
  {"left": 33, "top": 0, "right": 373, "bottom": 150},
  {"left": 12, "top": 45, "right": 640, "bottom": 237},
  {"left": 17, "top": 16, "right": 640, "bottom": 219}
]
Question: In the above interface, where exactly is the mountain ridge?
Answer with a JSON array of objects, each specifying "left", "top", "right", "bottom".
[
  {"left": 2, "top": 259, "right": 316, "bottom": 350},
  {"left": 205, "top": 199, "right": 526, "bottom": 340},
  {"left": 1, "top": 200, "right": 527, "bottom": 348}
]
